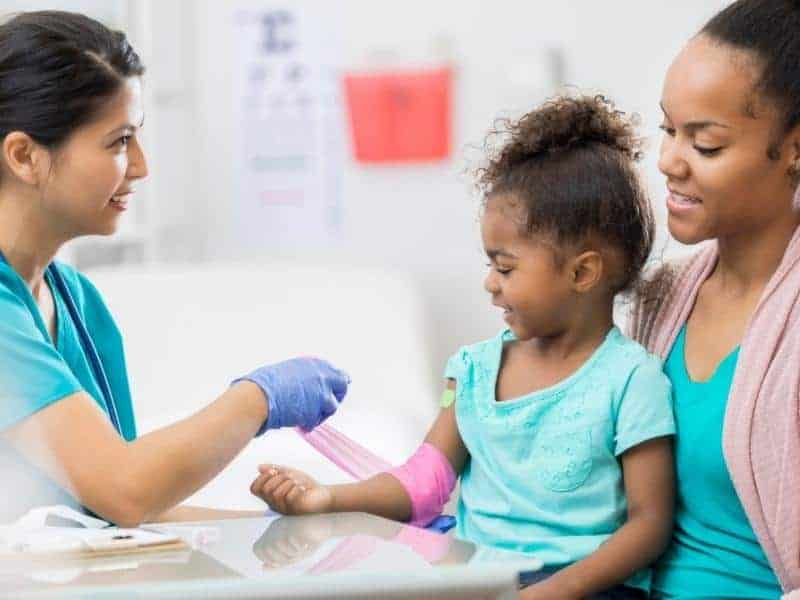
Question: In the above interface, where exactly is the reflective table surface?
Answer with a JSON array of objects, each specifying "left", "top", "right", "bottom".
[{"left": 1, "top": 512, "right": 542, "bottom": 599}]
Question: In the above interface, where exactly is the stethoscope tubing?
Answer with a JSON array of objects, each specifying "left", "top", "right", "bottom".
[
  {"left": 0, "top": 251, "right": 122, "bottom": 435},
  {"left": 47, "top": 264, "right": 122, "bottom": 435}
]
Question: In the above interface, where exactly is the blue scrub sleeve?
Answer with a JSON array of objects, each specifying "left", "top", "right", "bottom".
[
  {"left": 0, "top": 286, "right": 83, "bottom": 431},
  {"left": 613, "top": 355, "right": 675, "bottom": 456}
]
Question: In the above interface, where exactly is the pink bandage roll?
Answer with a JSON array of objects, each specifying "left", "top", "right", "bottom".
[{"left": 387, "top": 442, "right": 457, "bottom": 528}]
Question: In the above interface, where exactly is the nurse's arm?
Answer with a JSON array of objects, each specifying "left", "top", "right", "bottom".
[
  {"left": 521, "top": 436, "right": 675, "bottom": 600},
  {"left": 2, "top": 381, "right": 267, "bottom": 527},
  {"left": 152, "top": 504, "right": 262, "bottom": 522}
]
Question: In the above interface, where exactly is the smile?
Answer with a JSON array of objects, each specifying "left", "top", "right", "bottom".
[
  {"left": 109, "top": 194, "right": 130, "bottom": 211},
  {"left": 666, "top": 191, "right": 702, "bottom": 214},
  {"left": 670, "top": 192, "right": 701, "bottom": 205}
]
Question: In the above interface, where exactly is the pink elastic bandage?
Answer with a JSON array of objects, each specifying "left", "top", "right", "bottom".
[
  {"left": 387, "top": 442, "right": 457, "bottom": 528},
  {"left": 392, "top": 524, "right": 452, "bottom": 562}
]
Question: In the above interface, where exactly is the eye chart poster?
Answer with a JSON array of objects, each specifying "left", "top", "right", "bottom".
[{"left": 233, "top": 5, "right": 344, "bottom": 248}]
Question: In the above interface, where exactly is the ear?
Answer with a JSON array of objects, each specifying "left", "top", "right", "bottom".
[
  {"left": 2, "top": 131, "right": 49, "bottom": 186},
  {"left": 790, "top": 131, "right": 800, "bottom": 166},
  {"left": 569, "top": 251, "right": 604, "bottom": 293},
  {"left": 784, "top": 122, "right": 800, "bottom": 166}
]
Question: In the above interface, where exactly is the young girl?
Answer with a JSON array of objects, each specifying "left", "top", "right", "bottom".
[{"left": 251, "top": 96, "right": 675, "bottom": 599}]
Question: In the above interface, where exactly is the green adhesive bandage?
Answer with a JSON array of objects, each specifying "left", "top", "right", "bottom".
[{"left": 440, "top": 388, "right": 456, "bottom": 408}]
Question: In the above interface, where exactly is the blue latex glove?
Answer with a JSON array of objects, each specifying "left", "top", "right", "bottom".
[{"left": 234, "top": 357, "right": 349, "bottom": 436}]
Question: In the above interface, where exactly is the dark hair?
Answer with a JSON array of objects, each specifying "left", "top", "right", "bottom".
[
  {"left": 478, "top": 94, "right": 654, "bottom": 295},
  {"left": 0, "top": 11, "right": 144, "bottom": 152},
  {"left": 701, "top": 0, "right": 800, "bottom": 158}
]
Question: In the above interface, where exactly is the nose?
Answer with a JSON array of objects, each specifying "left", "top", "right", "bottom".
[
  {"left": 657, "top": 135, "right": 689, "bottom": 181},
  {"left": 127, "top": 135, "right": 149, "bottom": 181},
  {"left": 484, "top": 269, "right": 500, "bottom": 295}
]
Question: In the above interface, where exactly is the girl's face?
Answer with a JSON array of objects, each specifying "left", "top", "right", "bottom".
[
  {"left": 481, "top": 196, "right": 574, "bottom": 341},
  {"left": 39, "top": 77, "right": 148, "bottom": 238},
  {"left": 659, "top": 35, "right": 800, "bottom": 245}
]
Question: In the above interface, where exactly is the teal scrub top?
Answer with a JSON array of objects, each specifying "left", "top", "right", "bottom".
[
  {"left": 0, "top": 260, "right": 136, "bottom": 520},
  {"left": 651, "top": 325, "right": 781, "bottom": 599},
  {"left": 447, "top": 327, "right": 675, "bottom": 590}
]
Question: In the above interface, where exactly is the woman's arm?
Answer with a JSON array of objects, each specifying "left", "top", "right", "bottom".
[
  {"left": 3, "top": 381, "right": 266, "bottom": 527},
  {"left": 152, "top": 504, "right": 263, "bottom": 522},
  {"left": 253, "top": 381, "right": 468, "bottom": 522},
  {"left": 522, "top": 437, "right": 674, "bottom": 600}
]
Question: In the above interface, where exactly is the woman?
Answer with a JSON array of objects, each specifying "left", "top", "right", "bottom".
[
  {"left": 629, "top": 0, "right": 800, "bottom": 597},
  {"left": 0, "top": 11, "right": 348, "bottom": 527}
]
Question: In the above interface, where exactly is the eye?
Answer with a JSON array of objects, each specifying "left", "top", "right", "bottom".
[
  {"left": 694, "top": 145, "right": 723, "bottom": 157},
  {"left": 485, "top": 263, "right": 512, "bottom": 275},
  {"left": 658, "top": 124, "right": 676, "bottom": 137},
  {"left": 113, "top": 135, "right": 132, "bottom": 149}
]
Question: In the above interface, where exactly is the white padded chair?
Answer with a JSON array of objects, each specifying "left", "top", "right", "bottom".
[{"left": 86, "top": 262, "right": 439, "bottom": 510}]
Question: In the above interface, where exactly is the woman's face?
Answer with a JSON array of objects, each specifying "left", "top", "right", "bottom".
[
  {"left": 40, "top": 77, "right": 148, "bottom": 238},
  {"left": 658, "top": 35, "right": 800, "bottom": 245}
]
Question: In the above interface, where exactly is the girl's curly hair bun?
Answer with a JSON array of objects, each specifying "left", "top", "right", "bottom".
[{"left": 480, "top": 95, "right": 642, "bottom": 192}]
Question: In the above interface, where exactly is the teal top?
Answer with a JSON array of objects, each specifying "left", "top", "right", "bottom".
[
  {"left": 0, "top": 260, "right": 135, "bottom": 520},
  {"left": 446, "top": 327, "right": 675, "bottom": 590},
  {"left": 651, "top": 325, "right": 781, "bottom": 599}
]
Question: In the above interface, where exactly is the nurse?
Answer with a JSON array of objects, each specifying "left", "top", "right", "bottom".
[
  {"left": 630, "top": 0, "right": 800, "bottom": 597},
  {"left": 0, "top": 11, "right": 348, "bottom": 526}
]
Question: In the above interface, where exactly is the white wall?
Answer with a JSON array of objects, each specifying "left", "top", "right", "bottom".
[{"left": 143, "top": 0, "right": 729, "bottom": 382}]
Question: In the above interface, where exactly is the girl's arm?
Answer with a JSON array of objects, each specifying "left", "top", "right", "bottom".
[
  {"left": 522, "top": 436, "right": 674, "bottom": 600},
  {"left": 252, "top": 380, "right": 468, "bottom": 521},
  {"left": 3, "top": 382, "right": 267, "bottom": 528}
]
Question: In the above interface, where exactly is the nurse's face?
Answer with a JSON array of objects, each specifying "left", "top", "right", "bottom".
[
  {"left": 658, "top": 35, "right": 800, "bottom": 245},
  {"left": 40, "top": 77, "right": 148, "bottom": 238}
]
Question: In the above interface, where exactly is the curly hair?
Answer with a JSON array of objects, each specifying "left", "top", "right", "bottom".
[{"left": 477, "top": 94, "right": 654, "bottom": 295}]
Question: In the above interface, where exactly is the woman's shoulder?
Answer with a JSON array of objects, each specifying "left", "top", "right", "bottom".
[
  {"left": 626, "top": 248, "right": 714, "bottom": 343},
  {"left": 51, "top": 263, "right": 121, "bottom": 340},
  {"left": 52, "top": 260, "right": 92, "bottom": 290},
  {"left": 52, "top": 261, "right": 108, "bottom": 306}
]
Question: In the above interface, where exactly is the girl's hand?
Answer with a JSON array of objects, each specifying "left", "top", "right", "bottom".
[
  {"left": 251, "top": 464, "right": 334, "bottom": 515},
  {"left": 253, "top": 514, "right": 335, "bottom": 569}
]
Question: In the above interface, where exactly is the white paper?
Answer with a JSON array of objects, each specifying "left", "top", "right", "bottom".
[
  {"left": 0, "top": 505, "right": 179, "bottom": 555},
  {"left": 11, "top": 504, "right": 109, "bottom": 530}
]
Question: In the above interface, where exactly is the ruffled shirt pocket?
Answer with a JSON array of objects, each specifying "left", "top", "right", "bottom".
[{"left": 532, "top": 429, "right": 593, "bottom": 492}]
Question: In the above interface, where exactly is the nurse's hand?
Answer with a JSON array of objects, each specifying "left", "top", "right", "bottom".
[
  {"left": 251, "top": 464, "right": 334, "bottom": 515},
  {"left": 234, "top": 358, "right": 349, "bottom": 435}
]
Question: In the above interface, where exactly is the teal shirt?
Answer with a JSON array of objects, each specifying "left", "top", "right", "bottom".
[
  {"left": 0, "top": 260, "right": 135, "bottom": 520},
  {"left": 447, "top": 327, "right": 675, "bottom": 588},
  {"left": 651, "top": 325, "right": 781, "bottom": 599}
]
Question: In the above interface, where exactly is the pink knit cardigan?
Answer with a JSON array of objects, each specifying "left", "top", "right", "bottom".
[{"left": 628, "top": 226, "right": 800, "bottom": 596}]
